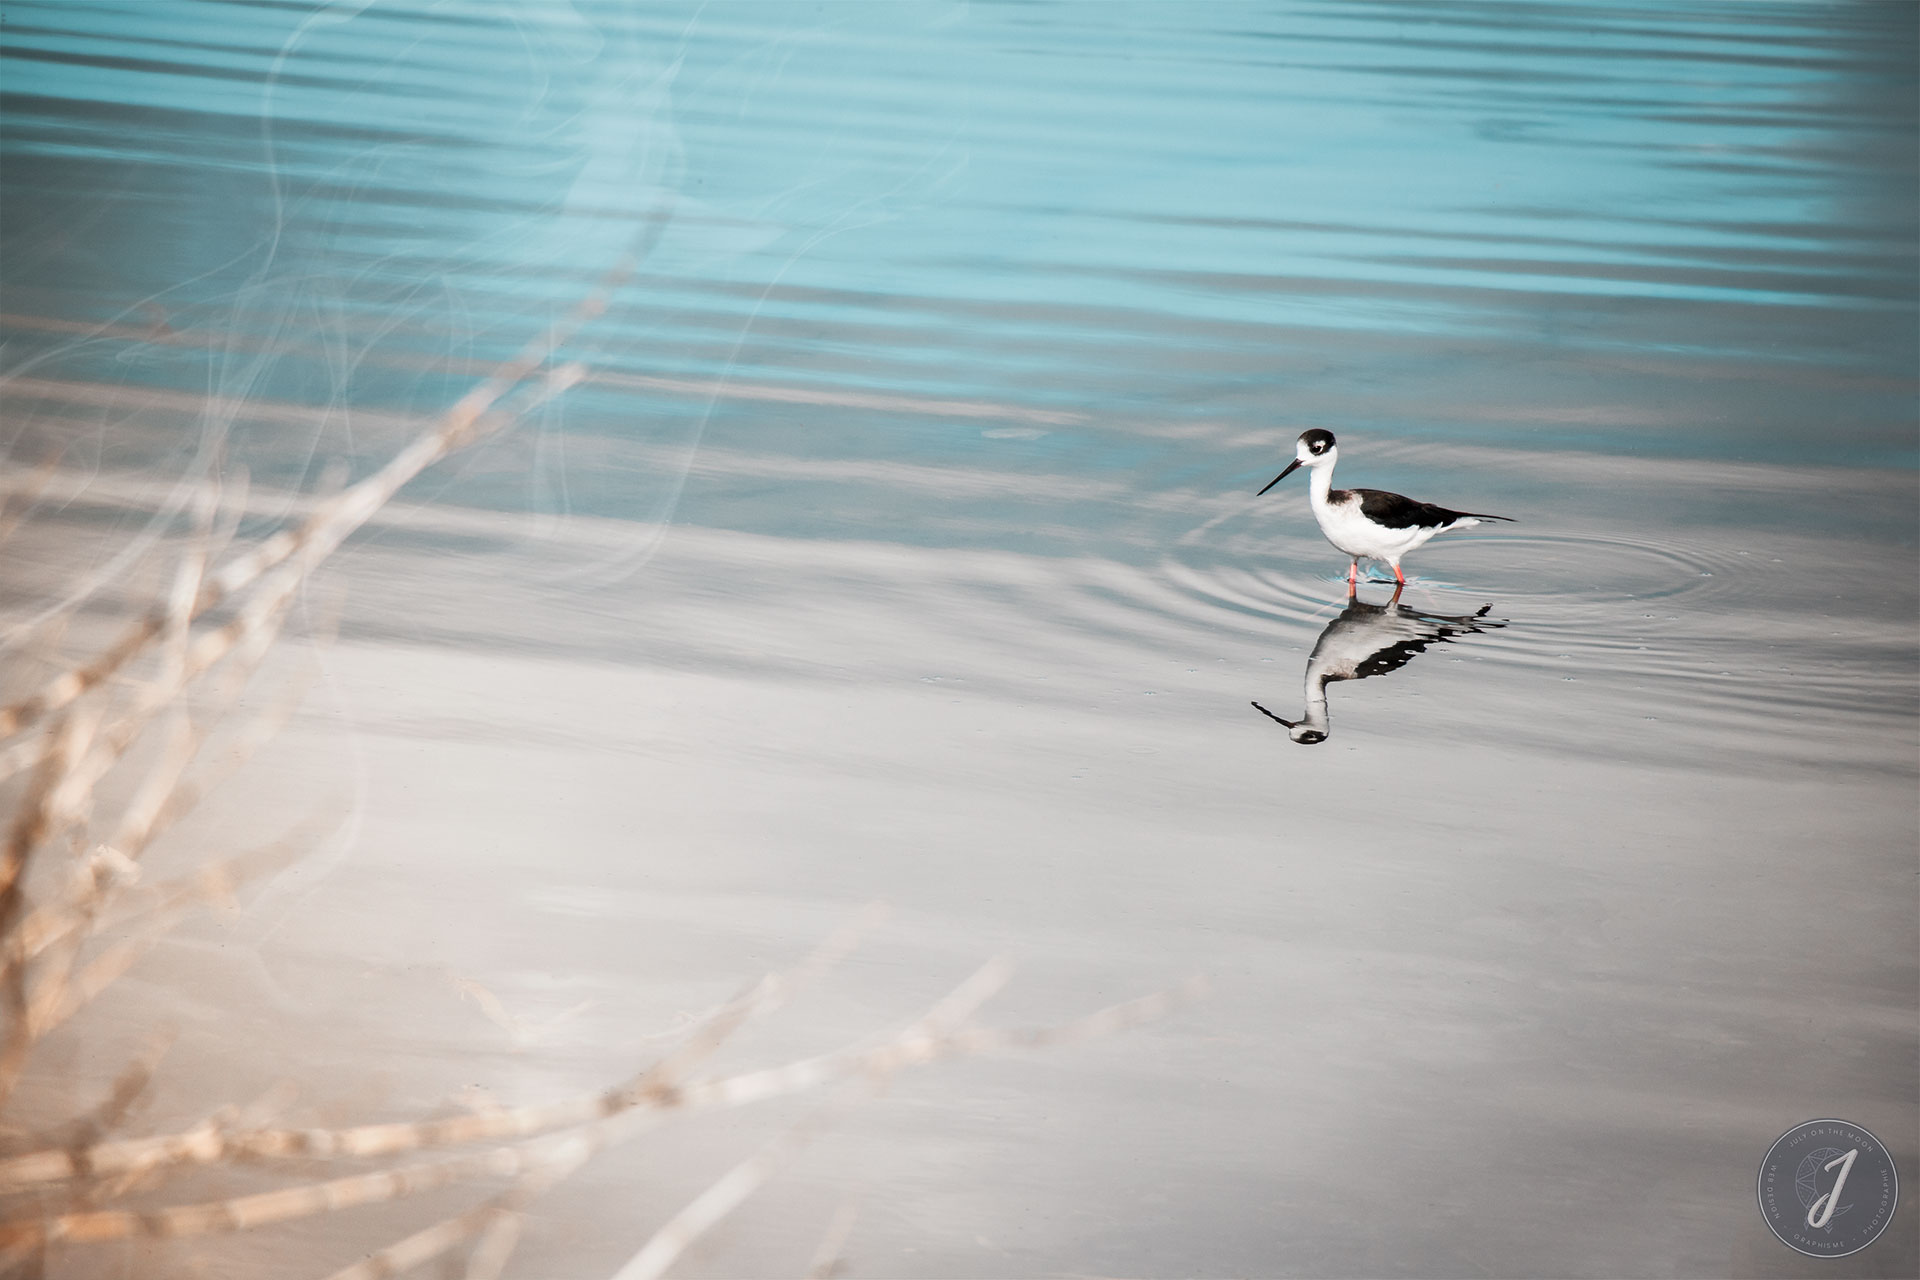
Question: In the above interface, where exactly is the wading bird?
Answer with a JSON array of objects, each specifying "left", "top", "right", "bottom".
[{"left": 1258, "top": 429, "right": 1512, "bottom": 585}]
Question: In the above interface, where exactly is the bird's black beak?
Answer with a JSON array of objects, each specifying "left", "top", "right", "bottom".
[{"left": 1257, "top": 458, "right": 1302, "bottom": 496}]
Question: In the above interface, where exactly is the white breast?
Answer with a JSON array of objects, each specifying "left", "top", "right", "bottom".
[{"left": 1312, "top": 493, "right": 1442, "bottom": 562}]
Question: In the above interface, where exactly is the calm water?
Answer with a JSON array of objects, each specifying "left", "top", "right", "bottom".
[{"left": 2, "top": 3, "right": 1916, "bottom": 1277}]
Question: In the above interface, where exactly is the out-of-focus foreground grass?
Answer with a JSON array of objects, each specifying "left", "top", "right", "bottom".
[{"left": 0, "top": 258, "right": 1193, "bottom": 1279}]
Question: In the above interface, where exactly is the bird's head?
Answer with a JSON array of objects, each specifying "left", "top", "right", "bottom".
[
  {"left": 1258, "top": 429, "right": 1338, "bottom": 495},
  {"left": 1250, "top": 700, "right": 1331, "bottom": 745}
]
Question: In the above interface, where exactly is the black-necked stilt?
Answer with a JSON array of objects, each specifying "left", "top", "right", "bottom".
[
  {"left": 1257, "top": 429, "right": 1513, "bottom": 585},
  {"left": 1252, "top": 582, "right": 1504, "bottom": 744}
]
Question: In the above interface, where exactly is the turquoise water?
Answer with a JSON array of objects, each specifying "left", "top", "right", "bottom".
[{"left": 3, "top": 4, "right": 1915, "bottom": 1277}]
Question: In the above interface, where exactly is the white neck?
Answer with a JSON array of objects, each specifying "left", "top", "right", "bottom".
[
  {"left": 1292, "top": 682, "right": 1330, "bottom": 741},
  {"left": 1307, "top": 456, "right": 1336, "bottom": 508}
]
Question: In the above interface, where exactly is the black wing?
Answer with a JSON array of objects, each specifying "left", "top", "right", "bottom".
[
  {"left": 1344, "top": 488, "right": 1514, "bottom": 530},
  {"left": 1349, "top": 636, "right": 1439, "bottom": 680},
  {"left": 1347, "top": 615, "right": 1505, "bottom": 682}
]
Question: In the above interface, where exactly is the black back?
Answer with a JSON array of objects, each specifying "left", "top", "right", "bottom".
[
  {"left": 1339, "top": 487, "right": 1513, "bottom": 530},
  {"left": 1328, "top": 600, "right": 1503, "bottom": 683}
]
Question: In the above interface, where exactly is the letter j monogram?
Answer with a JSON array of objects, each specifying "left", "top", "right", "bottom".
[{"left": 1807, "top": 1148, "right": 1859, "bottom": 1230}]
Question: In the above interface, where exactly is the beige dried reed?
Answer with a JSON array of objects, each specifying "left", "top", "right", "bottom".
[{"left": 0, "top": 250, "right": 1197, "bottom": 1278}]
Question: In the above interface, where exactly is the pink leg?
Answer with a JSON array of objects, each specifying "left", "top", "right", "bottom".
[
  {"left": 1391, "top": 562, "right": 1406, "bottom": 586},
  {"left": 1347, "top": 560, "right": 1359, "bottom": 586}
]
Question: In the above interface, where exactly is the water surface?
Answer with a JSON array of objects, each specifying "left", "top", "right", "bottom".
[{"left": 2, "top": 3, "right": 1915, "bottom": 1277}]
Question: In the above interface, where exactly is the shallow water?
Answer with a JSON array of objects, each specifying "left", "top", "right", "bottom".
[{"left": 2, "top": 3, "right": 1916, "bottom": 1277}]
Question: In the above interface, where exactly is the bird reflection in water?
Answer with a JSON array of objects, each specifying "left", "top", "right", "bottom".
[{"left": 1253, "top": 584, "right": 1505, "bottom": 744}]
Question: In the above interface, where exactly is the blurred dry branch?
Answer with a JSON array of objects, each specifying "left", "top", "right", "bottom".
[{"left": 0, "top": 244, "right": 1197, "bottom": 1276}]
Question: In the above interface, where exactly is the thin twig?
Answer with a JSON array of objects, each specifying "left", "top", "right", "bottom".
[
  {"left": 0, "top": 347, "right": 586, "bottom": 746},
  {"left": 3, "top": 975, "right": 1197, "bottom": 1253},
  {"left": 802, "top": 1198, "right": 861, "bottom": 1280},
  {"left": 0, "top": 708, "right": 103, "bottom": 1111},
  {"left": 611, "top": 1108, "right": 835, "bottom": 1280},
  {"left": 14, "top": 829, "right": 308, "bottom": 969},
  {"left": 0, "top": 1030, "right": 173, "bottom": 1163},
  {"left": 606, "top": 959, "right": 1018, "bottom": 1280},
  {"left": 316, "top": 1133, "right": 595, "bottom": 1280},
  {"left": 0, "top": 904, "right": 886, "bottom": 1193},
  {"left": 18, "top": 1139, "right": 545, "bottom": 1246}
]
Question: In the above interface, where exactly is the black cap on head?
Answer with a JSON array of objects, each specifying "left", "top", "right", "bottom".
[{"left": 1299, "top": 428, "right": 1336, "bottom": 456}]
